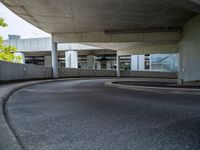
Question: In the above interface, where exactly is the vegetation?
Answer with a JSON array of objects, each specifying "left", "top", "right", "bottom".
[{"left": 0, "top": 18, "right": 22, "bottom": 63}]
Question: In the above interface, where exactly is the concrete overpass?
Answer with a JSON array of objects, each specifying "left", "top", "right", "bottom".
[
  {"left": 1, "top": 0, "right": 200, "bottom": 82},
  {"left": 4, "top": 37, "right": 117, "bottom": 69}
]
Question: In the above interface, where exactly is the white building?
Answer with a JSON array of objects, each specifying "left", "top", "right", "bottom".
[{"left": 4, "top": 35, "right": 178, "bottom": 72}]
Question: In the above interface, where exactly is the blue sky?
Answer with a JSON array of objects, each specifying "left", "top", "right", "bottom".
[{"left": 0, "top": 2, "right": 50, "bottom": 39}]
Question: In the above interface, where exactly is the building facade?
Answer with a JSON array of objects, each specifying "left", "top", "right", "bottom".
[{"left": 4, "top": 35, "right": 178, "bottom": 72}]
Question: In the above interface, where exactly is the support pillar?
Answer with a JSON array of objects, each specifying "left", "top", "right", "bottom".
[
  {"left": 117, "top": 55, "right": 120, "bottom": 77},
  {"left": 87, "top": 55, "right": 95, "bottom": 69},
  {"left": 44, "top": 56, "right": 52, "bottom": 66},
  {"left": 106, "top": 61, "right": 111, "bottom": 70},
  {"left": 65, "top": 51, "right": 78, "bottom": 68},
  {"left": 51, "top": 40, "right": 58, "bottom": 78},
  {"left": 178, "top": 15, "right": 200, "bottom": 83},
  {"left": 131, "top": 55, "right": 138, "bottom": 71},
  {"left": 97, "top": 61, "right": 101, "bottom": 70}
]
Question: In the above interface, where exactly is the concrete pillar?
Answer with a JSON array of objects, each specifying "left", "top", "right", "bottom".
[
  {"left": 131, "top": 55, "right": 145, "bottom": 71},
  {"left": 179, "top": 15, "right": 200, "bottom": 82},
  {"left": 117, "top": 55, "right": 120, "bottom": 77},
  {"left": 44, "top": 56, "right": 52, "bottom": 66},
  {"left": 106, "top": 61, "right": 111, "bottom": 70},
  {"left": 139, "top": 55, "right": 145, "bottom": 71},
  {"left": 65, "top": 51, "right": 78, "bottom": 68},
  {"left": 97, "top": 61, "right": 101, "bottom": 69},
  {"left": 65, "top": 51, "right": 71, "bottom": 68},
  {"left": 131, "top": 55, "right": 138, "bottom": 71},
  {"left": 87, "top": 55, "right": 95, "bottom": 69},
  {"left": 51, "top": 40, "right": 58, "bottom": 78}
]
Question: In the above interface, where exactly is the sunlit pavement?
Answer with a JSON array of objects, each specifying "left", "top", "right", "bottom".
[{"left": 5, "top": 79, "right": 200, "bottom": 150}]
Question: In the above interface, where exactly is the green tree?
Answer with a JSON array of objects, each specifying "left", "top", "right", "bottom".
[
  {"left": 0, "top": 18, "right": 7, "bottom": 27},
  {"left": 0, "top": 18, "right": 22, "bottom": 63}
]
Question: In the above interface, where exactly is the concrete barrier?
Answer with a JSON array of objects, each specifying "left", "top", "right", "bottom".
[
  {"left": 1, "top": 60, "right": 177, "bottom": 81},
  {"left": 0, "top": 61, "right": 52, "bottom": 81},
  {"left": 120, "top": 70, "right": 177, "bottom": 79},
  {"left": 59, "top": 68, "right": 117, "bottom": 77}
]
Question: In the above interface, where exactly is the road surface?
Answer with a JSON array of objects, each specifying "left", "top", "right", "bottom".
[{"left": 5, "top": 79, "right": 200, "bottom": 150}]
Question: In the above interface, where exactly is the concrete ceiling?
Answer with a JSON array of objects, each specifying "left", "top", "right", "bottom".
[
  {"left": 1, "top": 0, "right": 199, "bottom": 34},
  {"left": 1, "top": 0, "right": 199, "bottom": 55}
]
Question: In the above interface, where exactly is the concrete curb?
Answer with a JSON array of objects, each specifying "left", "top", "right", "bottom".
[
  {"left": 105, "top": 82, "right": 200, "bottom": 95},
  {"left": 0, "top": 78, "right": 84, "bottom": 150}
]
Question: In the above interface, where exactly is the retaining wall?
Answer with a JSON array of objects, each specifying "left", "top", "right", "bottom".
[
  {"left": 0, "top": 60, "right": 177, "bottom": 81},
  {"left": 59, "top": 68, "right": 117, "bottom": 77},
  {"left": 0, "top": 61, "right": 52, "bottom": 81}
]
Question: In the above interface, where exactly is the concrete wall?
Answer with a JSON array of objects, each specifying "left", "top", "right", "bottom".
[
  {"left": 59, "top": 67, "right": 177, "bottom": 79},
  {"left": 0, "top": 60, "right": 116, "bottom": 81},
  {"left": 121, "top": 71, "right": 177, "bottom": 79},
  {"left": 179, "top": 15, "right": 200, "bottom": 82},
  {"left": 1, "top": 60, "right": 177, "bottom": 81},
  {"left": 0, "top": 60, "right": 52, "bottom": 81},
  {"left": 59, "top": 68, "right": 117, "bottom": 78}
]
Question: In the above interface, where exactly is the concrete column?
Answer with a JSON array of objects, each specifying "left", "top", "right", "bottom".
[
  {"left": 44, "top": 56, "right": 52, "bottom": 66},
  {"left": 97, "top": 61, "right": 101, "bottom": 69},
  {"left": 178, "top": 15, "right": 200, "bottom": 82},
  {"left": 131, "top": 55, "right": 138, "bottom": 71},
  {"left": 51, "top": 40, "right": 58, "bottom": 78},
  {"left": 65, "top": 51, "right": 78, "bottom": 68},
  {"left": 65, "top": 51, "right": 71, "bottom": 68},
  {"left": 139, "top": 55, "right": 145, "bottom": 71},
  {"left": 131, "top": 55, "right": 145, "bottom": 71},
  {"left": 117, "top": 55, "right": 120, "bottom": 77},
  {"left": 87, "top": 55, "right": 95, "bottom": 69},
  {"left": 106, "top": 61, "right": 111, "bottom": 70}
]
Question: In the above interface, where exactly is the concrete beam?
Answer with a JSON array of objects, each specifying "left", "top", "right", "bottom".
[
  {"left": 167, "top": 0, "right": 200, "bottom": 13},
  {"left": 117, "top": 44, "right": 178, "bottom": 56},
  {"left": 52, "top": 31, "right": 182, "bottom": 43}
]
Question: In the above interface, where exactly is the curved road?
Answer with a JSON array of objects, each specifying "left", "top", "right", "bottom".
[{"left": 5, "top": 79, "right": 200, "bottom": 150}]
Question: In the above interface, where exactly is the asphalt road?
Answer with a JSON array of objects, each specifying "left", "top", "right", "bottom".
[{"left": 5, "top": 79, "right": 200, "bottom": 150}]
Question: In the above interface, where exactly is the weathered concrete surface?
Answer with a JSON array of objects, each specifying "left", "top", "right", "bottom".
[
  {"left": 0, "top": 60, "right": 52, "bottom": 81},
  {"left": 0, "top": 0, "right": 197, "bottom": 33},
  {"left": 120, "top": 70, "right": 177, "bottom": 79},
  {"left": 0, "top": 60, "right": 117, "bottom": 81},
  {"left": 53, "top": 32, "right": 181, "bottom": 54},
  {"left": 3, "top": 38, "right": 102, "bottom": 52},
  {"left": 105, "top": 80, "right": 200, "bottom": 95},
  {"left": 1, "top": 0, "right": 197, "bottom": 54},
  {"left": 1, "top": 60, "right": 177, "bottom": 82},
  {"left": 59, "top": 68, "right": 117, "bottom": 78},
  {"left": 116, "top": 44, "right": 178, "bottom": 55},
  {"left": 53, "top": 32, "right": 181, "bottom": 43},
  {"left": 179, "top": 15, "right": 200, "bottom": 82},
  {"left": 5, "top": 79, "right": 200, "bottom": 150}
]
